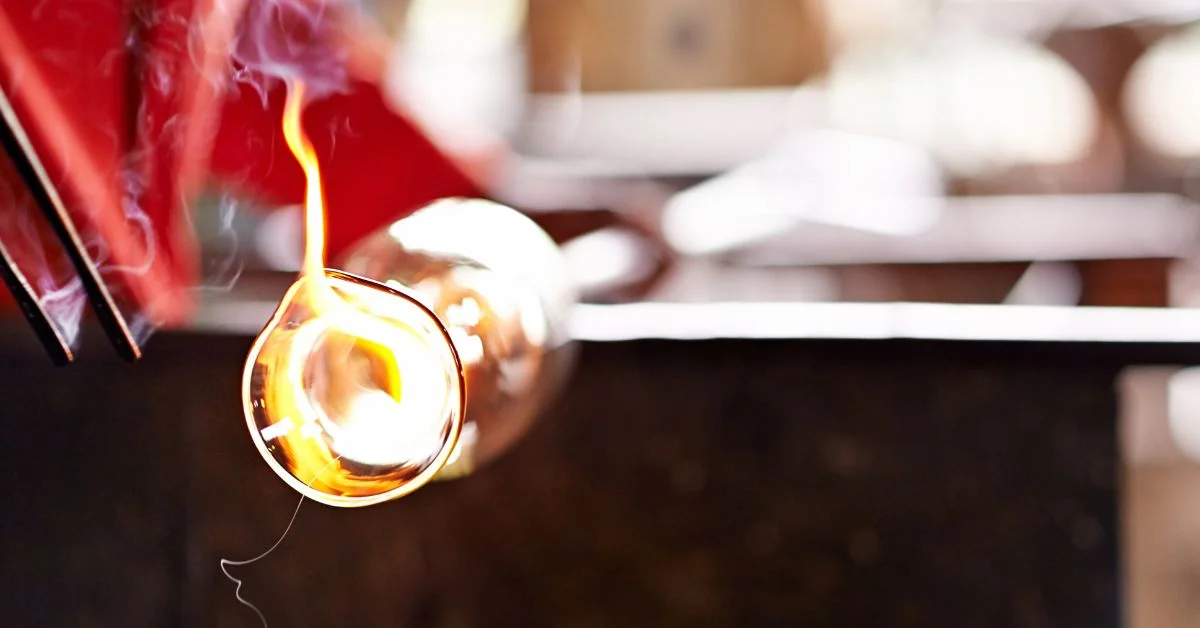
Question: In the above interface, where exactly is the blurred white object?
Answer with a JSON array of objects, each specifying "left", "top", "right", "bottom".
[
  {"left": 559, "top": 227, "right": 658, "bottom": 298},
  {"left": 823, "top": 0, "right": 936, "bottom": 46},
  {"left": 254, "top": 205, "right": 304, "bottom": 270},
  {"left": 384, "top": 0, "right": 528, "bottom": 155},
  {"left": 1004, "top": 262, "right": 1082, "bottom": 306},
  {"left": 662, "top": 130, "right": 944, "bottom": 255},
  {"left": 519, "top": 88, "right": 827, "bottom": 177},
  {"left": 1169, "top": 367, "right": 1200, "bottom": 462},
  {"left": 736, "top": 194, "right": 1200, "bottom": 266},
  {"left": 339, "top": 198, "right": 577, "bottom": 477},
  {"left": 826, "top": 30, "right": 1098, "bottom": 177},
  {"left": 1125, "top": 24, "right": 1200, "bottom": 159}
]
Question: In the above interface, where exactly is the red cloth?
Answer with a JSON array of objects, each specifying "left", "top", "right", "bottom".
[
  {"left": 0, "top": 0, "right": 482, "bottom": 332},
  {"left": 209, "top": 78, "right": 485, "bottom": 262},
  {"left": 0, "top": 0, "right": 193, "bottom": 326}
]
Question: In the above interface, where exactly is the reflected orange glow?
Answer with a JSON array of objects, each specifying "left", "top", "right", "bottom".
[{"left": 241, "top": 80, "right": 465, "bottom": 507}]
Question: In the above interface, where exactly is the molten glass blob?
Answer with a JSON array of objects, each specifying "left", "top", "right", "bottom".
[{"left": 243, "top": 269, "right": 465, "bottom": 507}]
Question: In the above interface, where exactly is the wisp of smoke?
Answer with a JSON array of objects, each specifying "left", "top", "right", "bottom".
[
  {"left": 84, "top": 153, "right": 161, "bottom": 348},
  {"left": 219, "top": 456, "right": 341, "bottom": 628},
  {"left": 195, "top": 192, "right": 245, "bottom": 293},
  {"left": 229, "top": 0, "right": 357, "bottom": 106},
  {"left": 219, "top": 492, "right": 306, "bottom": 628},
  {"left": 96, "top": 167, "right": 157, "bottom": 277},
  {"left": 9, "top": 0, "right": 361, "bottom": 342},
  {"left": 0, "top": 161, "right": 88, "bottom": 348}
]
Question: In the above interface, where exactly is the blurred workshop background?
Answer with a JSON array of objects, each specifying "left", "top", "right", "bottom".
[
  {"left": 12, "top": 0, "right": 1200, "bottom": 626},
  {"left": 191, "top": 2, "right": 1200, "bottom": 625},
  {"left": 217, "top": 2, "right": 1200, "bottom": 626}
]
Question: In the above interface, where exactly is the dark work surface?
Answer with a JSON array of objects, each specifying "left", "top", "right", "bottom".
[{"left": 0, "top": 333, "right": 1130, "bottom": 627}]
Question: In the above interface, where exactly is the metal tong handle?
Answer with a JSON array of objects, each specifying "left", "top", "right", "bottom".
[{"left": 0, "top": 85, "right": 144, "bottom": 364}]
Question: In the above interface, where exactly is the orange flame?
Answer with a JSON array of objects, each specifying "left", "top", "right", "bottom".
[
  {"left": 281, "top": 81, "right": 328, "bottom": 279},
  {"left": 240, "top": 80, "right": 464, "bottom": 507}
]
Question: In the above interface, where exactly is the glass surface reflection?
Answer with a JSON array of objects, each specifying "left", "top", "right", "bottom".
[
  {"left": 339, "top": 197, "right": 577, "bottom": 479},
  {"left": 244, "top": 198, "right": 575, "bottom": 506}
]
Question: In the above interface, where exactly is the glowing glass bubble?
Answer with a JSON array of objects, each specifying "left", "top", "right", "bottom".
[
  {"left": 243, "top": 269, "right": 465, "bottom": 507},
  {"left": 338, "top": 198, "right": 577, "bottom": 479},
  {"left": 240, "top": 79, "right": 573, "bottom": 507}
]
